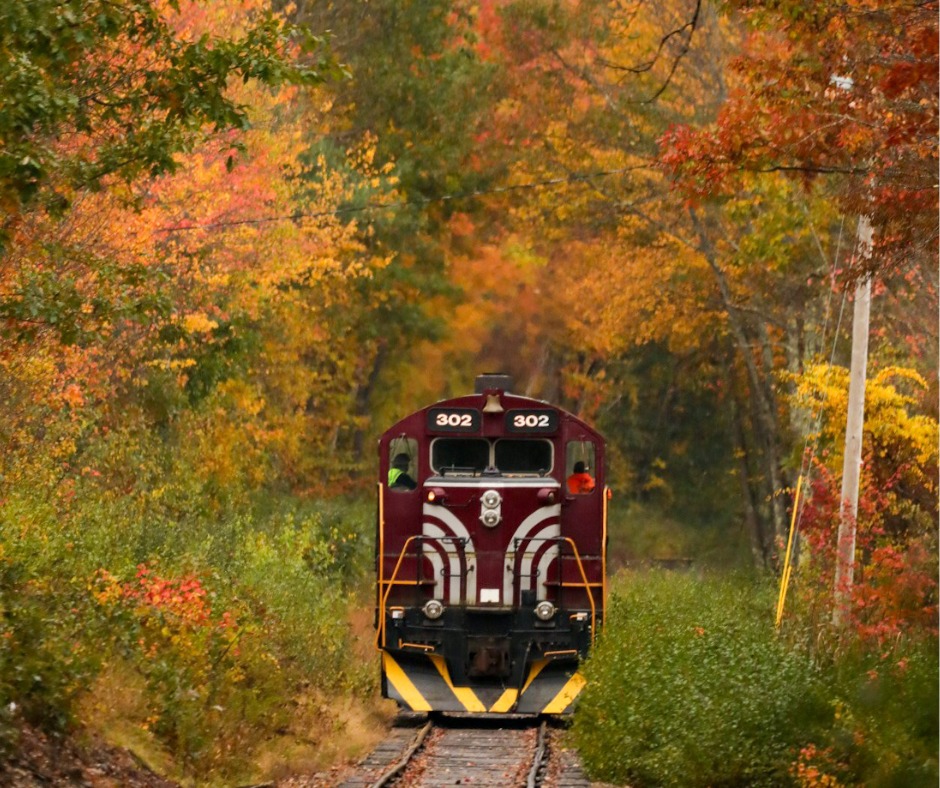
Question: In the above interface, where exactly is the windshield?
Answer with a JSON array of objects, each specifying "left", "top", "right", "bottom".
[
  {"left": 431, "top": 438, "right": 490, "bottom": 474},
  {"left": 430, "top": 438, "right": 553, "bottom": 476},
  {"left": 494, "top": 440, "right": 552, "bottom": 474}
]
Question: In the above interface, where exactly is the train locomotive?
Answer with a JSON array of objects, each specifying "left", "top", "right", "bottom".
[{"left": 375, "top": 374, "right": 607, "bottom": 715}]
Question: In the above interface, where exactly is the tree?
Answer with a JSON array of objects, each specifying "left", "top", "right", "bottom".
[
  {"left": 660, "top": 0, "right": 939, "bottom": 276},
  {"left": 0, "top": 0, "right": 345, "bottom": 352},
  {"left": 456, "top": 0, "right": 937, "bottom": 569},
  {"left": 0, "top": 0, "right": 342, "bottom": 247},
  {"left": 448, "top": 0, "right": 807, "bottom": 561},
  {"left": 0, "top": 1, "right": 383, "bottom": 499},
  {"left": 289, "top": 0, "right": 508, "bottom": 442},
  {"left": 789, "top": 363, "right": 938, "bottom": 639}
]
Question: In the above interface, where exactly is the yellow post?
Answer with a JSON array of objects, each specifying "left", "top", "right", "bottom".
[
  {"left": 775, "top": 475, "right": 803, "bottom": 628},
  {"left": 602, "top": 487, "right": 610, "bottom": 611}
]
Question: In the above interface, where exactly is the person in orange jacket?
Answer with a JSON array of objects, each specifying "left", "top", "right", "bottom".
[{"left": 567, "top": 461, "right": 595, "bottom": 494}]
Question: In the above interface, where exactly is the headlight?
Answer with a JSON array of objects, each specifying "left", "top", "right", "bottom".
[
  {"left": 422, "top": 599, "right": 444, "bottom": 620},
  {"left": 481, "top": 490, "right": 501, "bottom": 508},
  {"left": 481, "top": 510, "right": 501, "bottom": 527},
  {"left": 535, "top": 601, "right": 556, "bottom": 621}
]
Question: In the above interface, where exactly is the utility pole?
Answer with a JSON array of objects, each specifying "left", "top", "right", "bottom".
[{"left": 833, "top": 215, "right": 873, "bottom": 625}]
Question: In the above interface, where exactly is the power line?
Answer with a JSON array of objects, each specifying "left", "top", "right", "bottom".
[{"left": 154, "top": 164, "right": 649, "bottom": 233}]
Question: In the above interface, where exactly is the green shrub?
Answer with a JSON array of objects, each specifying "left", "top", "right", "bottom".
[
  {"left": 574, "top": 571, "right": 829, "bottom": 787},
  {"left": 797, "top": 642, "right": 939, "bottom": 787},
  {"left": 82, "top": 505, "right": 374, "bottom": 781},
  {"left": 0, "top": 454, "right": 378, "bottom": 780},
  {"left": 0, "top": 572, "right": 102, "bottom": 737},
  {"left": 574, "top": 571, "right": 939, "bottom": 787},
  {"left": 231, "top": 514, "right": 351, "bottom": 680}
]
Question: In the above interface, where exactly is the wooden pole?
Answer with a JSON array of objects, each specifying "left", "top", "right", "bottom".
[{"left": 833, "top": 215, "right": 873, "bottom": 625}]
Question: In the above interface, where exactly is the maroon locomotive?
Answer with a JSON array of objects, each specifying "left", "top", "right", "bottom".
[{"left": 375, "top": 374, "right": 607, "bottom": 715}]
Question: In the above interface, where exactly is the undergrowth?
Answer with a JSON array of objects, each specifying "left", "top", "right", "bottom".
[
  {"left": 0, "top": 422, "right": 379, "bottom": 784},
  {"left": 574, "top": 570, "right": 938, "bottom": 787}
]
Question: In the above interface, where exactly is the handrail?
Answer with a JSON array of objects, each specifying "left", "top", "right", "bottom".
[
  {"left": 602, "top": 486, "right": 609, "bottom": 613},
  {"left": 376, "top": 534, "right": 472, "bottom": 649},
  {"left": 377, "top": 533, "right": 598, "bottom": 649},
  {"left": 377, "top": 482, "right": 384, "bottom": 627},
  {"left": 560, "top": 537, "right": 597, "bottom": 647},
  {"left": 514, "top": 534, "right": 599, "bottom": 647},
  {"left": 375, "top": 535, "right": 420, "bottom": 650}
]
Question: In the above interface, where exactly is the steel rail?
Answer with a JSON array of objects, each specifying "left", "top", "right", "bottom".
[
  {"left": 526, "top": 721, "right": 549, "bottom": 788},
  {"left": 369, "top": 720, "right": 433, "bottom": 788}
]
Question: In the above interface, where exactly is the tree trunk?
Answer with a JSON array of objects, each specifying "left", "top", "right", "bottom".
[
  {"left": 690, "top": 208, "right": 790, "bottom": 561},
  {"left": 351, "top": 342, "right": 387, "bottom": 461},
  {"left": 722, "top": 352, "right": 771, "bottom": 568}
]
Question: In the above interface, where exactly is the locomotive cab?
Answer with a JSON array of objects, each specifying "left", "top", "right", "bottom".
[{"left": 376, "top": 375, "right": 607, "bottom": 715}]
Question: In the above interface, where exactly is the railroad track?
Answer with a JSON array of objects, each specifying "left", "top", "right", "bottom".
[{"left": 336, "top": 716, "right": 593, "bottom": 788}]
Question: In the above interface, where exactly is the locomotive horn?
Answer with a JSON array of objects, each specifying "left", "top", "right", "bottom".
[{"left": 474, "top": 373, "right": 513, "bottom": 393}]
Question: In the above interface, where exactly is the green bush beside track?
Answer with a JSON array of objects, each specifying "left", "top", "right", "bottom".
[{"left": 574, "top": 571, "right": 938, "bottom": 787}]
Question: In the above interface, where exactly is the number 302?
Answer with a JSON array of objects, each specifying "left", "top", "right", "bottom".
[
  {"left": 513, "top": 413, "right": 550, "bottom": 428},
  {"left": 436, "top": 412, "right": 473, "bottom": 427}
]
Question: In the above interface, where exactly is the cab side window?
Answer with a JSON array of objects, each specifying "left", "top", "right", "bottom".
[
  {"left": 566, "top": 441, "right": 596, "bottom": 495},
  {"left": 388, "top": 437, "right": 418, "bottom": 492}
]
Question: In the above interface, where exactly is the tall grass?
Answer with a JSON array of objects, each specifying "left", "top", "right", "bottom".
[{"left": 574, "top": 570, "right": 939, "bottom": 787}]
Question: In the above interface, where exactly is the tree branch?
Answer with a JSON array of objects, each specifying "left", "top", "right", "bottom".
[{"left": 598, "top": 0, "right": 702, "bottom": 104}]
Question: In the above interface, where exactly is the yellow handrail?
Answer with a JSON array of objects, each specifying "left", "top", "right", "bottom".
[
  {"left": 376, "top": 482, "right": 384, "bottom": 628},
  {"left": 561, "top": 537, "right": 597, "bottom": 647},
  {"left": 376, "top": 532, "right": 600, "bottom": 650},
  {"left": 602, "top": 486, "right": 610, "bottom": 613},
  {"left": 375, "top": 535, "right": 420, "bottom": 650}
]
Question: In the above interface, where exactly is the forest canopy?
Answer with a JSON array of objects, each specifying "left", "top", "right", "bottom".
[{"left": 0, "top": 0, "right": 936, "bottom": 783}]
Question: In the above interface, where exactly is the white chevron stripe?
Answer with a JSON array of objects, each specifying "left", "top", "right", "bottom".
[
  {"left": 503, "top": 505, "right": 561, "bottom": 604},
  {"left": 534, "top": 536, "right": 561, "bottom": 601},
  {"left": 423, "top": 504, "right": 477, "bottom": 603},
  {"left": 422, "top": 523, "right": 460, "bottom": 603}
]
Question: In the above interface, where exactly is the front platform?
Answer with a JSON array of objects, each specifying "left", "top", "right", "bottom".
[{"left": 381, "top": 651, "right": 587, "bottom": 715}]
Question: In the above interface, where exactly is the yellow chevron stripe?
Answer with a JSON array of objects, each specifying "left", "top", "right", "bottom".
[
  {"left": 489, "top": 688, "right": 519, "bottom": 713},
  {"left": 383, "top": 653, "right": 432, "bottom": 712},
  {"left": 541, "top": 671, "right": 587, "bottom": 714},
  {"left": 428, "top": 655, "right": 487, "bottom": 712},
  {"left": 521, "top": 658, "right": 549, "bottom": 695}
]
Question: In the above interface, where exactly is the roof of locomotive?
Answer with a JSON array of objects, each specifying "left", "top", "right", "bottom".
[{"left": 379, "top": 384, "right": 604, "bottom": 442}]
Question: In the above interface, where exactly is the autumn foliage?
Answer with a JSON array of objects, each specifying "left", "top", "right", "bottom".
[
  {"left": 659, "top": 0, "right": 939, "bottom": 273},
  {"left": 0, "top": 0, "right": 937, "bottom": 783},
  {"left": 0, "top": 0, "right": 384, "bottom": 779}
]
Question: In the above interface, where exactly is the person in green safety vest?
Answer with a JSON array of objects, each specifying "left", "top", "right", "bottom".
[{"left": 388, "top": 452, "right": 417, "bottom": 490}]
